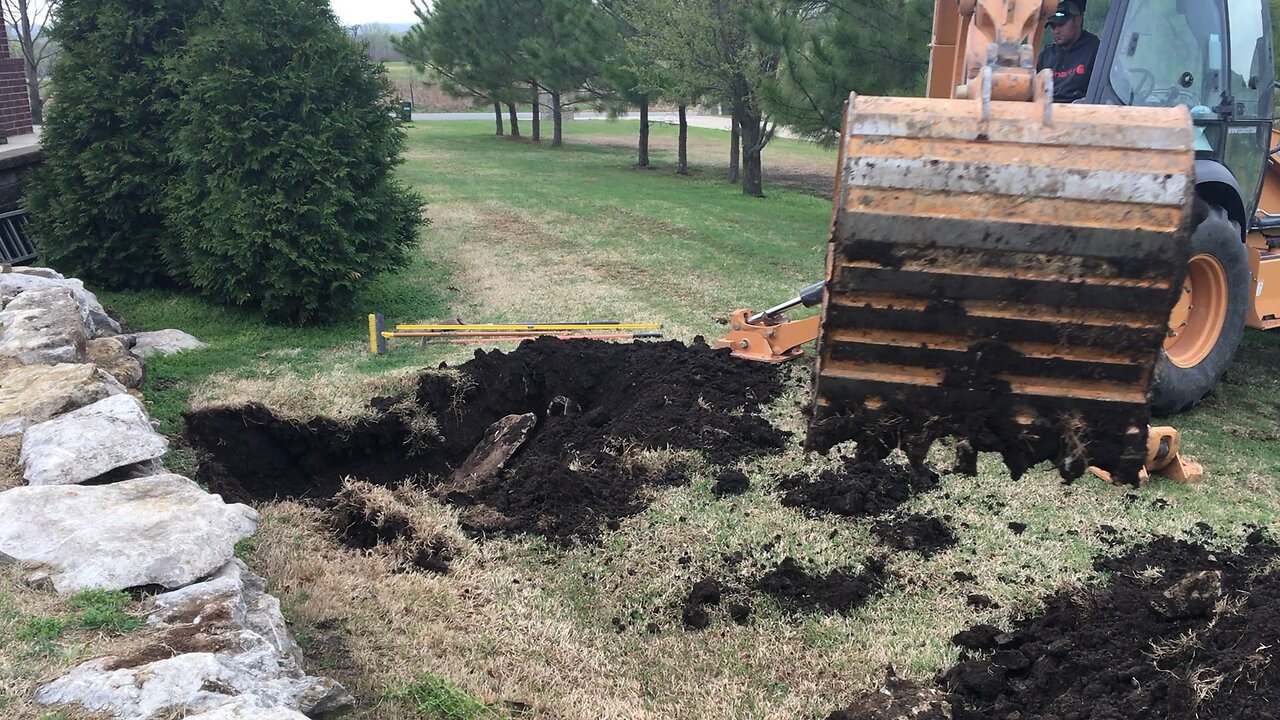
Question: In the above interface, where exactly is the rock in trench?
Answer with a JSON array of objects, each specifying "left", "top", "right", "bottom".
[
  {"left": 21, "top": 394, "right": 168, "bottom": 485},
  {"left": 0, "top": 474, "right": 257, "bottom": 593}
]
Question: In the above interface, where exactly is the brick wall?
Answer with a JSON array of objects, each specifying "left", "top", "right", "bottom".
[{"left": 0, "top": 32, "right": 33, "bottom": 138}]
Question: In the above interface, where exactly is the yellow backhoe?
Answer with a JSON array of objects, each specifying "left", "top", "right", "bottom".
[{"left": 719, "top": 0, "right": 1277, "bottom": 486}]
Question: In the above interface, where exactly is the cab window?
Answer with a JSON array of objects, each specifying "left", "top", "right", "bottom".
[{"left": 1107, "top": 0, "right": 1226, "bottom": 109}]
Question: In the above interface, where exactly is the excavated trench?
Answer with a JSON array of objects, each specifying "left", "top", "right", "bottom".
[{"left": 187, "top": 337, "right": 788, "bottom": 542}]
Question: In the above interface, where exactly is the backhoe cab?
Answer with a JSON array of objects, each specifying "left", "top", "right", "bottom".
[{"left": 721, "top": 0, "right": 1276, "bottom": 485}]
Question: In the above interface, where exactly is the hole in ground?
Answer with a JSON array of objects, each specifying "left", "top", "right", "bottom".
[{"left": 187, "top": 337, "right": 788, "bottom": 542}]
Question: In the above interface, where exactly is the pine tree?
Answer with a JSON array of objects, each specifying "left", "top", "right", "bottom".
[
  {"left": 165, "top": 0, "right": 423, "bottom": 324},
  {"left": 26, "top": 0, "right": 200, "bottom": 288},
  {"left": 525, "top": 0, "right": 611, "bottom": 147},
  {"left": 750, "top": 0, "right": 931, "bottom": 143}
]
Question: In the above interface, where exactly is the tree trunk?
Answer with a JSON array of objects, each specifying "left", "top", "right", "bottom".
[
  {"left": 507, "top": 103, "right": 520, "bottom": 137},
  {"left": 530, "top": 95, "right": 541, "bottom": 143},
  {"left": 551, "top": 90, "right": 563, "bottom": 147},
  {"left": 739, "top": 110, "right": 764, "bottom": 198},
  {"left": 728, "top": 109, "right": 740, "bottom": 184},
  {"left": 677, "top": 105, "right": 688, "bottom": 175},
  {"left": 637, "top": 101, "right": 649, "bottom": 167},
  {"left": 16, "top": 0, "right": 40, "bottom": 124},
  {"left": 731, "top": 76, "right": 763, "bottom": 197},
  {"left": 493, "top": 101, "right": 504, "bottom": 136}
]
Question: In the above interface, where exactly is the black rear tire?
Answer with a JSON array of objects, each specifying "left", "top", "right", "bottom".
[{"left": 1150, "top": 201, "right": 1249, "bottom": 416}]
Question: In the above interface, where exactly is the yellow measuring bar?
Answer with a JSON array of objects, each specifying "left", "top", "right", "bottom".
[{"left": 393, "top": 323, "right": 663, "bottom": 331}]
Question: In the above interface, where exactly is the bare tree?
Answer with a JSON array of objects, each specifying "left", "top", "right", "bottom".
[{"left": 3, "top": 0, "right": 57, "bottom": 124}]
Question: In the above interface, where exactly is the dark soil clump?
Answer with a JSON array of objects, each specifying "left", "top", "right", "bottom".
[
  {"left": 779, "top": 458, "right": 938, "bottom": 517},
  {"left": 187, "top": 338, "right": 786, "bottom": 542},
  {"left": 710, "top": 468, "right": 750, "bottom": 497},
  {"left": 681, "top": 577, "right": 723, "bottom": 630},
  {"left": 871, "top": 514, "right": 956, "bottom": 555},
  {"left": 826, "top": 670, "right": 953, "bottom": 720},
  {"left": 755, "top": 556, "right": 887, "bottom": 615},
  {"left": 944, "top": 536, "right": 1280, "bottom": 719}
]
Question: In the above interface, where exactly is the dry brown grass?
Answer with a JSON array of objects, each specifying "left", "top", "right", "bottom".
[
  {"left": 330, "top": 480, "right": 474, "bottom": 574},
  {"left": 188, "top": 358, "right": 424, "bottom": 425},
  {"left": 0, "top": 564, "right": 145, "bottom": 720},
  {"left": 0, "top": 436, "right": 23, "bottom": 491}
]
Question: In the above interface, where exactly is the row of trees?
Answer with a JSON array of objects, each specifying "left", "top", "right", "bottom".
[
  {"left": 28, "top": 0, "right": 422, "bottom": 324},
  {"left": 394, "top": 0, "right": 930, "bottom": 197}
]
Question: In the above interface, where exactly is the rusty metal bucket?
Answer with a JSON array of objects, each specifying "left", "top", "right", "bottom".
[{"left": 807, "top": 93, "right": 1195, "bottom": 484}]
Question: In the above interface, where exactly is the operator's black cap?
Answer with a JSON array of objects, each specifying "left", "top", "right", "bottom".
[{"left": 1046, "top": 1, "right": 1082, "bottom": 26}]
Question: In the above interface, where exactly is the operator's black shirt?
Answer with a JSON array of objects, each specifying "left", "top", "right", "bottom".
[{"left": 1036, "top": 30, "right": 1101, "bottom": 102}]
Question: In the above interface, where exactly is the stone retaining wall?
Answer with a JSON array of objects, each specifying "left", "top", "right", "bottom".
[{"left": 0, "top": 266, "right": 352, "bottom": 720}]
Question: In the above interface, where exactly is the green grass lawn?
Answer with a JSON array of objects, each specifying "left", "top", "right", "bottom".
[{"left": 87, "top": 119, "right": 1280, "bottom": 720}]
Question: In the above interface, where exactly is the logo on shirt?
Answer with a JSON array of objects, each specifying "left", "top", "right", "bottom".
[{"left": 1054, "top": 64, "right": 1087, "bottom": 80}]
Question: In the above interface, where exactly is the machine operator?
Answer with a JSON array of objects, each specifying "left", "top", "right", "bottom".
[{"left": 1036, "top": 1, "right": 1100, "bottom": 102}]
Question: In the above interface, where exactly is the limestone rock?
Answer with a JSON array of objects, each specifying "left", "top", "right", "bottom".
[
  {"left": 0, "top": 287, "right": 88, "bottom": 364},
  {"left": 150, "top": 560, "right": 302, "bottom": 665},
  {"left": 185, "top": 703, "right": 312, "bottom": 720},
  {"left": 0, "top": 363, "right": 126, "bottom": 436},
  {"left": 38, "top": 558, "right": 362, "bottom": 720},
  {"left": 34, "top": 650, "right": 351, "bottom": 720},
  {"left": 0, "top": 272, "right": 120, "bottom": 336},
  {"left": 86, "top": 336, "right": 144, "bottom": 389},
  {"left": 0, "top": 474, "right": 257, "bottom": 593},
  {"left": 131, "top": 329, "right": 206, "bottom": 358},
  {"left": 6, "top": 266, "right": 65, "bottom": 280},
  {"left": 36, "top": 590, "right": 355, "bottom": 720},
  {"left": 21, "top": 394, "right": 168, "bottom": 485}
]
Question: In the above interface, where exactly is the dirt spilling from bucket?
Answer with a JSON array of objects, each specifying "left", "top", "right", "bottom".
[
  {"left": 778, "top": 458, "right": 939, "bottom": 517},
  {"left": 187, "top": 338, "right": 787, "bottom": 541},
  {"left": 943, "top": 535, "right": 1280, "bottom": 720}
]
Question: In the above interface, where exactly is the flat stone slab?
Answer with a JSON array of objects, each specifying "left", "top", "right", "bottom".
[
  {"left": 185, "top": 704, "right": 313, "bottom": 720},
  {"left": 0, "top": 271, "right": 121, "bottom": 337},
  {"left": 32, "top": 559, "right": 352, "bottom": 720},
  {"left": 131, "top": 329, "right": 206, "bottom": 358},
  {"left": 35, "top": 652, "right": 350, "bottom": 720},
  {"left": 21, "top": 394, "right": 168, "bottom": 485},
  {"left": 0, "top": 286, "right": 89, "bottom": 364},
  {"left": 0, "top": 474, "right": 258, "bottom": 593},
  {"left": 0, "top": 363, "right": 126, "bottom": 436}
]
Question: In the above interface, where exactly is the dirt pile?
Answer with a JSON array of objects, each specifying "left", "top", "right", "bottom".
[
  {"left": 755, "top": 556, "right": 887, "bottom": 615},
  {"left": 944, "top": 535, "right": 1280, "bottom": 720},
  {"left": 871, "top": 514, "right": 956, "bottom": 556},
  {"left": 187, "top": 338, "right": 787, "bottom": 541},
  {"left": 681, "top": 577, "right": 723, "bottom": 630},
  {"left": 779, "top": 458, "right": 938, "bottom": 517}
]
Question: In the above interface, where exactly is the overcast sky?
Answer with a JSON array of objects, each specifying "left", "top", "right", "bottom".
[{"left": 329, "top": 0, "right": 421, "bottom": 26}]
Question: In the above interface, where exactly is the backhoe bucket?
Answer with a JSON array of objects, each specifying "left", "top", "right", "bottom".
[{"left": 808, "top": 94, "right": 1195, "bottom": 485}]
